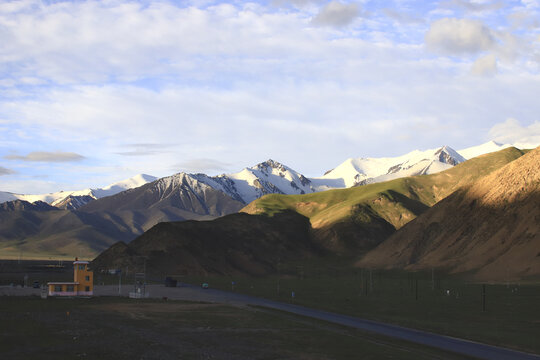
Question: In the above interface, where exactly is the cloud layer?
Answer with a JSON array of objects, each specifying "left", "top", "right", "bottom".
[
  {"left": 425, "top": 18, "right": 495, "bottom": 55},
  {"left": 488, "top": 118, "right": 540, "bottom": 148},
  {"left": 311, "top": 1, "right": 360, "bottom": 27},
  {"left": 0, "top": 0, "right": 539, "bottom": 193},
  {"left": 0, "top": 166, "right": 15, "bottom": 176},
  {"left": 4, "top": 151, "right": 86, "bottom": 162}
]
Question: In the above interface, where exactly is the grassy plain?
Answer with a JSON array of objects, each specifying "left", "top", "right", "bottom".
[
  {"left": 177, "top": 260, "right": 540, "bottom": 355},
  {"left": 0, "top": 296, "right": 473, "bottom": 360}
]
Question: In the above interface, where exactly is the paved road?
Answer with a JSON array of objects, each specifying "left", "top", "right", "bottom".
[
  {"left": 3, "top": 283, "right": 539, "bottom": 360},
  {"left": 94, "top": 283, "right": 540, "bottom": 360}
]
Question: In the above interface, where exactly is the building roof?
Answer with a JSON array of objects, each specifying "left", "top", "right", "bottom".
[{"left": 73, "top": 261, "right": 89, "bottom": 265}]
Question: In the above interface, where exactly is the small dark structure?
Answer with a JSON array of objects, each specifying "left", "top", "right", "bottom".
[{"left": 164, "top": 277, "right": 177, "bottom": 287}]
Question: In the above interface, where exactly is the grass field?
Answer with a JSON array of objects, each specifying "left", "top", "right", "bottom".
[
  {"left": 175, "top": 260, "right": 540, "bottom": 355},
  {"left": 0, "top": 296, "right": 475, "bottom": 359},
  {"left": 3, "top": 259, "right": 539, "bottom": 356}
]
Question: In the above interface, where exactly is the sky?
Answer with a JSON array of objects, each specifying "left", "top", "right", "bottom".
[{"left": 1, "top": 0, "right": 539, "bottom": 194}]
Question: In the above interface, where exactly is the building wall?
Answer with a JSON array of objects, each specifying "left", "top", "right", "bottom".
[
  {"left": 48, "top": 283, "right": 77, "bottom": 296},
  {"left": 48, "top": 260, "right": 94, "bottom": 296}
]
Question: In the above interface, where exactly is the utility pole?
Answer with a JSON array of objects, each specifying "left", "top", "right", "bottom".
[
  {"left": 482, "top": 284, "right": 486, "bottom": 312},
  {"left": 277, "top": 258, "right": 281, "bottom": 297},
  {"left": 365, "top": 278, "right": 368, "bottom": 296}
]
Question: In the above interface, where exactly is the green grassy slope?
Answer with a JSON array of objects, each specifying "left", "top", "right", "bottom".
[{"left": 242, "top": 147, "right": 525, "bottom": 254}]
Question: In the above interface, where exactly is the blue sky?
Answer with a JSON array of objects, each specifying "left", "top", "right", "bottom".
[{"left": 1, "top": 0, "right": 539, "bottom": 194}]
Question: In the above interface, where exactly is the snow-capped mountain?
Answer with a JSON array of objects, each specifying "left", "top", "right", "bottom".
[
  {"left": 80, "top": 172, "right": 245, "bottom": 228},
  {"left": 193, "top": 159, "right": 315, "bottom": 204},
  {"left": 2, "top": 141, "right": 532, "bottom": 210},
  {"left": 457, "top": 141, "right": 513, "bottom": 160},
  {"left": 314, "top": 146, "right": 466, "bottom": 189},
  {"left": 0, "top": 174, "right": 157, "bottom": 209}
]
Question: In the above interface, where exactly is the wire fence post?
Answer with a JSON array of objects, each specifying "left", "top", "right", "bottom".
[{"left": 482, "top": 284, "right": 486, "bottom": 312}]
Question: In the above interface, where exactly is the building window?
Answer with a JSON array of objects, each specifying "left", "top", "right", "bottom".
[
  {"left": 85, "top": 286, "right": 90, "bottom": 292},
  {"left": 67, "top": 285, "right": 74, "bottom": 292},
  {"left": 54, "top": 285, "right": 62, "bottom": 292},
  {"left": 79, "top": 265, "right": 85, "bottom": 270},
  {"left": 85, "top": 276, "right": 90, "bottom": 281}
]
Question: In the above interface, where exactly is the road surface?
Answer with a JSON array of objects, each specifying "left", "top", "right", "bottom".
[
  {"left": 94, "top": 283, "right": 540, "bottom": 360},
  {"left": 2, "top": 283, "right": 539, "bottom": 360}
]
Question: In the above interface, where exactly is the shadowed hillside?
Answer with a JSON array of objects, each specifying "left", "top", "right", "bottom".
[
  {"left": 92, "top": 211, "right": 316, "bottom": 277},
  {"left": 357, "top": 146, "right": 540, "bottom": 281},
  {"left": 242, "top": 147, "right": 526, "bottom": 255},
  {"left": 0, "top": 174, "right": 244, "bottom": 259}
]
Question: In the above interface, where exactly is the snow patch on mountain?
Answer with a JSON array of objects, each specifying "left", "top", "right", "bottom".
[
  {"left": 457, "top": 141, "right": 513, "bottom": 160},
  {"left": 315, "top": 146, "right": 466, "bottom": 189},
  {"left": 153, "top": 172, "right": 215, "bottom": 200},
  {"left": 0, "top": 174, "right": 157, "bottom": 208},
  {"left": 193, "top": 159, "right": 315, "bottom": 204},
  {"left": 4, "top": 141, "right": 531, "bottom": 210},
  {"left": 92, "top": 174, "right": 157, "bottom": 198}
]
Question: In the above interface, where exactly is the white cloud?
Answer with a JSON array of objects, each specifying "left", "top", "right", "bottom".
[
  {"left": 4, "top": 151, "right": 85, "bottom": 162},
  {"left": 425, "top": 18, "right": 495, "bottom": 55},
  {"left": 439, "top": 0, "right": 504, "bottom": 13},
  {"left": 0, "top": 1, "right": 318, "bottom": 85},
  {"left": 311, "top": 1, "right": 360, "bottom": 27},
  {"left": 383, "top": 8, "right": 424, "bottom": 24},
  {"left": 272, "top": 0, "right": 324, "bottom": 7},
  {"left": 471, "top": 53, "right": 497, "bottom": 76},
  {"left": 0, "top": 166, "right": 15, "bottom": 175},
  {"left": 174, "top": 158, "right": 231, "bottom": 173},
  {"left": 116, "top": 143, "right": 172, "bottom": 157},
  {"left": 507, "top": 10, "right": 540, "bottom": 29},
  {"left": 521, "top": 0, "right": 539, "bottom": 9},
  {"left": 488, "top": 118, "right": 540, "bottom": 148}
]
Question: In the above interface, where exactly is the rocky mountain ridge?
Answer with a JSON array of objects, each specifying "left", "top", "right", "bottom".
[{"left": 1, "top": 141, "right": 517, "bottom": 210}]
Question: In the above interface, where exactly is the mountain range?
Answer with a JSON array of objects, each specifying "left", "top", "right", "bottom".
[
  {"left": 92, "top": 146, "right": 538, "bottom": 281},
  {"left": 0, "top": 140, "right": 532, "bottom": 260},
  {"left": 0, "top": 174, "right": 157, "bottom": 209},
  {"left": 0, "top": 141, "right": 513, "bottom": 209}
]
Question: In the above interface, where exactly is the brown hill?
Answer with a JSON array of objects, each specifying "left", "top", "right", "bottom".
[
  {"left": 0, "top": 174, "right": 244, "bottom": 259},
  {"left": 242, "top": 148, "right": 526, "bottom": 256},
  {"left": 357, "top": 147, "right": 540, "bottom": 281},
  {"left": 91, "top": 211, "right": 317, "bottom": 277}
]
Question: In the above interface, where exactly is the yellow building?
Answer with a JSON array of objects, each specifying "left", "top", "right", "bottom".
[{"left": 47, "top": 259, "right": 93, "bottom": 296}]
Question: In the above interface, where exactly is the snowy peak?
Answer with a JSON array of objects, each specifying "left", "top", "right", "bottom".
[
  {"left": 457, "top": 141, "right": 513, "bottom": 160},
  {"left": 192, "top": 159, "right": 314, "bottom": 204},
  {"left": 93, "top": 173, "right": 157, "bottom": 198},
  {"left": 1, "top": 173, "right": 157, "bottom": 209},
  {"left": 318, "top": 145, "right": 466, "bottom": 188},
  {"left": 435, "top": 146, "right": 466, "bottom": 165},
  {"left": 2, "top": 141, "right": 530, "bottom": 212},
  {"left": 153, "top": 172, "right": 212, "bottom": 195},
  {"left": 252, "top": 159, "right": 289, "bottom": 174},
  {"left": 53, "top": 195, "right": 95, "bottom": 210}
]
